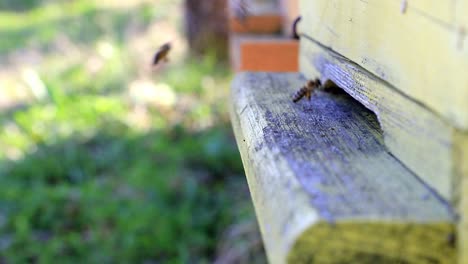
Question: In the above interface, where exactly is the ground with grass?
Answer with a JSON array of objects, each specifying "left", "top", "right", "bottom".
[{"left": 0, "top": 0, "right": 265, "bottom": 263}]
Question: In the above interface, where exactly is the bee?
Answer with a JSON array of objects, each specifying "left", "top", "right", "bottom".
[
  {"left": 292, "top": 78, "right": 321, "bottom": 103},
  {"left": 152, "top": 42, "right": 171, "bottom": 66}
]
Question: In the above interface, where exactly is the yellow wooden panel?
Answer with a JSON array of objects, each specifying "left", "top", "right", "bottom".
[
  {"left": 455, "top": 0, "right": 468, "bottom": 55},
  {"left": 397, "top": 0, "right": 455, "bottom": 25},
  {"left": 456, "top": 0, "right": 468, "bottom": 26},
  {"left": 300, "top": 0, "right": 468, "bottom": 130}
]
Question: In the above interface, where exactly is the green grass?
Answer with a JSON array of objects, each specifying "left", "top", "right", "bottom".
[
  {"left": 1, "top": 126, "right": 248, "bottom": 263},
  {"left": 0, "top": 1, "right": 162, "bottom": 54},
  {"left": 0, "top": 0, "right": 265, "bottom": 263}
]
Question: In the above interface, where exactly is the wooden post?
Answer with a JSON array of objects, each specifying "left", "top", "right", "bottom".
[{"left": 184, "top": 0, "right": 229, "bottom": 60}]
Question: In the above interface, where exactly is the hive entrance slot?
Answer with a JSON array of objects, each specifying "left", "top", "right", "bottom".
[{"left": 319, "top": 78, "right": 383, "bottom": 137}]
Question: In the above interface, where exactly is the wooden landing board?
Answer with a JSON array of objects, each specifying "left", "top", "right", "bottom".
[
  {"left": 230, "top": 72, "right": 455, "bottom": 263},
  {"left": 300, "top": 0, "right": 468, "bottom": 130},
  {"left": 300, "top": 37, "right": 455, "bottom": 201}
]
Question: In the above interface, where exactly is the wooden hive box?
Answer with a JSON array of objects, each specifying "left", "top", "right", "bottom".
[
  {"left": 300, "top": 1, "right": 468, "bottom": 263},
  {"left": 230, "top": 0, "right": 467, "bottom": 263}
]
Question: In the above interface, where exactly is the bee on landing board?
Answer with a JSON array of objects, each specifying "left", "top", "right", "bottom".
[
  {"left": 292, "top": 78, "right": 321, "bottom": 103},
  {"left": 152, "top": 42, "right": 171, "bottom": 66}
]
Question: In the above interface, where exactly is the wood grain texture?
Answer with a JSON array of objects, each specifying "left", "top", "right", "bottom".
[
  {"left": 230, "top": 72, "right": 455, "bottom": 263},
  {"left": 300, "top": 38, "right": 455, "bottom": 201},
  {"left": 300, "top": 0, "right": 468, "bottom": 130}
]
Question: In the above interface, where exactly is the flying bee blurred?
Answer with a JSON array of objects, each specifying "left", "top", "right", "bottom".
[
  {"left": 152, "top": 42, "right": 171, "bottom": 66},
  {"left": 292, "top": 78, "right": 321, "bottom": 103}
]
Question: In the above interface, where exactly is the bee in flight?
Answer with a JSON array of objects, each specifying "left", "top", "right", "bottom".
[
  {"left": 152, "top": 42, "right": 171, "bottom": 66},
  {"left": 292, "top": 78, "right": 321, "bottom": 103}
]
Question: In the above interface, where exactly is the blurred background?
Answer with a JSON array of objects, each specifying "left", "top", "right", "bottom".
[{"left": 0, "top": 0, "right": 266, "bottom": 262}]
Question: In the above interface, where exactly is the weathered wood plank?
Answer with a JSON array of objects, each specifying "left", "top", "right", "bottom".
[
  {"left": 230, "top": 72, "right": 455, "bottom": 263},
  {"left": 300, "top": 0, "right": 468, "bottom": 130},
  {"left": 455, "top": 1, "right": 468, "bottom": 28},
  {"left": 300, "top": 38, "right": 456, "bottom": 201}
]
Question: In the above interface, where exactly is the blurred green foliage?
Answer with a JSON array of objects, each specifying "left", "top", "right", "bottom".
[
  {"left": 1, "top": 126, "right": 248, "bottom": 263},
  {"left": 0, "top": 0, "right": 265, "bottom": 263},
  {"left": 0, "top": 1, "right": 160, "bottom": 54},
  {"left": 0, "top": 0, "right": 43, "bottom": 11}
]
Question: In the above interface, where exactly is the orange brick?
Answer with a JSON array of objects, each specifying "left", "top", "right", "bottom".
[
  {"left": 239, "top": 40, "right": 298, "bottom": 72},
  {"left": 229, "top": 15, "right": 283, "bottom": 34}
]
